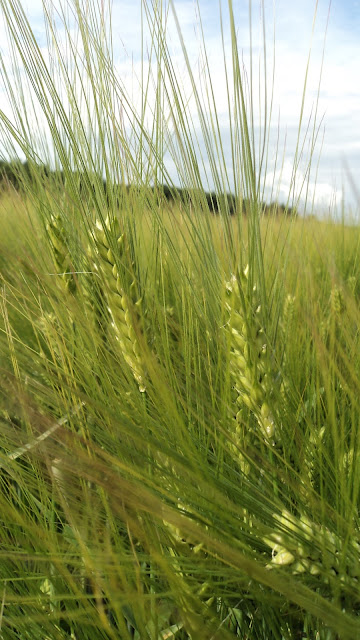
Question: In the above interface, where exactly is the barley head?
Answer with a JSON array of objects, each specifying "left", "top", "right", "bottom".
[
  {"left": 225, "top": 266, "right": 276, "bottom": 451},
  {"left": 90, "top": 216, "right": 147, "bottom": 392},
  {"left": 47, "top": 214, "right": 76, "bottom": 294}
]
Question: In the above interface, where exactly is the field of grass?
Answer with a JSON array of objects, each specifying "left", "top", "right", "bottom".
[{"left": 0, "top": 1, "right": 360, "bottom": 639}]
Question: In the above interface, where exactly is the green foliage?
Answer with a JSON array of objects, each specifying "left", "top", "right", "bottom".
[{"left": 0, "top": 1, "right": 359, "bottom": 639}]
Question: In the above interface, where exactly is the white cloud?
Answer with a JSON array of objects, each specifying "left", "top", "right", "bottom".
[{"left": 265, "top": 159, "right": 343, "bottom": 213}]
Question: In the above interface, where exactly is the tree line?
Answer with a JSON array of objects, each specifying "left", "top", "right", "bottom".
[{"left": 0, "top": 159, "right": 295, "bottom": 216}]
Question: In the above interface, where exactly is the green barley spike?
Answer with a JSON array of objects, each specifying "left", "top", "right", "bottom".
[
  {"left": 46, "top": 213, "right": 76, "bottom": 294},
  {"left": 330, "top": 285, "right": 344, "bottom": 320},
  {"left": 282, "top": 293, "right": 296, "bottom": 337},
  {"left": 91, "top": 216, "right": 147, "bottom": 392},
  {"left": 225, "top": 266, "right": 276, "bottom": 448},
  {"left": 264, "top": 509, "right": 360, "bottom": 589}
]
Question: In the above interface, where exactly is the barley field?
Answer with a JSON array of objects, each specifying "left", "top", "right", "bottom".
[{"left": 0, "top": 1, "right": 360, "bottom": 639}]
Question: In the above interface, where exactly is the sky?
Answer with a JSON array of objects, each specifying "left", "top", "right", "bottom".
[{"left": 2, "top": 0, "right": 360, "bottom": 217}]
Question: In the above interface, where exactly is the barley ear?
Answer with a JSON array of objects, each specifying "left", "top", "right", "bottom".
[
  {"left": 264, "top": 510, "right": 360, "bottom": 588},
  {"left": 225, "top": 266, "right": 276, "bottom": 455},
  {"left": 46, "top": 214, "right": 76, "bottom": 294},
  {"left": 90, "top": 216, "right": 147, "bottom": 392}
]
